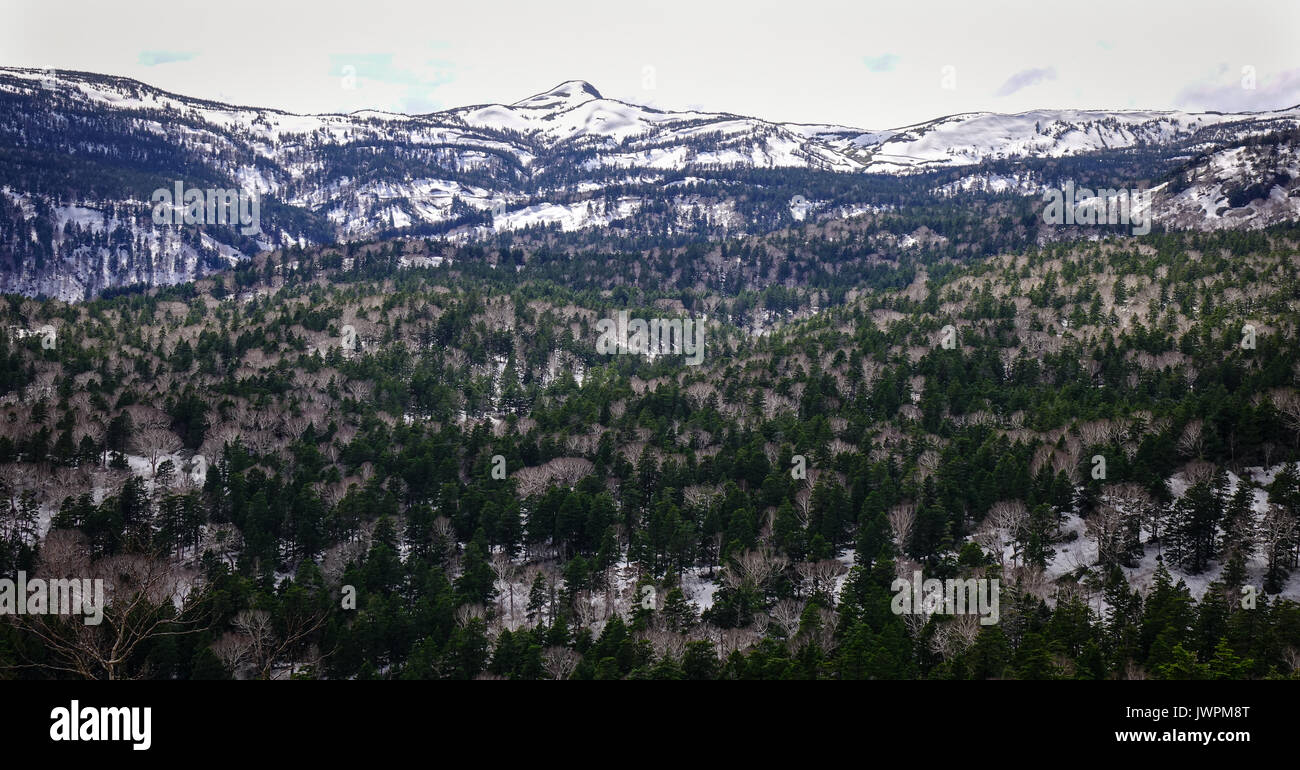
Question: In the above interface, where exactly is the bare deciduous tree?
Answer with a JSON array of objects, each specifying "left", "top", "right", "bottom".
[
  {"left": 211, "top": 630, "right": 253, "bottom": 675},
  {"left": 1271, "top": 389, "right": 1300, "bottom": 448},
  {"left": 1182, "top": 460, "right": 1216, "bottom": 487},
  {"left": 1078, "top": 419, "right": 1116, "bottom": 448},
  {"left": 546, "top": 456, "right": 594, "bottom": 487},
  {"left": 453, "top": 604, "right": 488, "bottom": 638},
  {"left": 641, "top": 629, "right": 688, "bottom": 661},
  {"left": 7, "top": 535, "right": 210, "bottom": 680},
  {"left": 224, "top": 604, "right": 330, "bottom": 680},
  {"left": 492, "top": 551, "right": 522, "bottom": 625},
  {"left": 1087, "top": 498, "right": 1129, "bottom": 568},
  {"left": 796, "top": 559, "right": 847, "bottom": 599},
  {"left": 929, "top": 613, "right": 981, "bottom": 661},
  {"left": 719, "top": 627, "right": 760, "bottom": 657},
  {"left": 513, "top": 466, "right": 552, "bottom": 499},
  {"left": 1178, "top": 420, "right": 1205, "bottom": 458},
  {"left": 572, "top": 590, "right": 602, "bottom": 629},
  {"left": 132, "top": 427, "right": 182, "bottom": 476},
  {"left": 766, "top": 600, "right": 800, "bottom": 640},
  {"left": 541, "top": 646, "right": 580, "bottom": 680},
  {"left": 888, "top": 503, "right": 916, "bottom": 551},
  {"left": 723, "top": 548, "right": 788, "bottom": 591},
  {"left": 983, "top": 500, "right": 1028, "bottom": 568}
]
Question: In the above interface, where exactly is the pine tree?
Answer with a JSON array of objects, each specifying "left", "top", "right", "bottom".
[
  {"left": 662, "top": 587, "right": 698, "bottom": 632},
  {"left": 966, "top": 624, "right": 1012, "bottom": 679},
  {"left": 1207, "top": 638, "right": 1253, "bottom": 680},
  {"left": 1141, "top": 558, "right": 1195, "bottom": 659},
  {"left": 526, "top": 572, "right": 548, "bottom": 625},
  {"left": 1153, "top": 642, "right": 1208, "bottom": 680},
  {"left": 773, "top": 499, "right": 805, "bottom": 561},
  {"left": 1013, "top": 632, "right": 1058, "bottom": 680},
  {"left": 1166, "top": 478, "right": 1222, "bottom": 573},
  {"left": 454, "top": 528, "right": 497, "bottom": 606},
  {"left": 1102, "top": 566, "right": 1142, "bottom": 668},
  {"left": 1220, "top": 482, "right": 1257, "bottom": 561},
  {"left": 681, "top": 640, "right": 719, "bottom": 680}
]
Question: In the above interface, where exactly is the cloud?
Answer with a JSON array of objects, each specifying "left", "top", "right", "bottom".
[
  {"left": 138, "top": 50, "right": 196, "bottom": 66},
  {"left": 398, "top": 94, "right": 445, "bottom": 114},
  {"left": 329, "top": 52, "right": 454, "bottom": 86},
  {"left": 862, "top": 54, "right": 899, "bottom": 73},
  {"left": 994, "top": 66, "right": 1057, "bottom": 97},
  {"left": 328, "top": 52, "right": 456, "bottom": 114},
  {"left": 1175, "top": 67, "right": 1300, "bottom": 112}
]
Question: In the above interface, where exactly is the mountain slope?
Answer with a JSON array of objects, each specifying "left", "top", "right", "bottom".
[
  {"left": 2, "top": 218, "right": 1299, "bottom": 680},
  {"left": 1, "top": 66, "right": 1298, "bottom": 300}
]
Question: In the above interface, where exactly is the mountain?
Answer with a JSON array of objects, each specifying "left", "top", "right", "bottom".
[
  {"left": 1, "top": 66, "right": 1298, "bottom": 300},
  {"left": 4, "top": 69, "right": 1300, "bottom": 686},
  {"left": 1152, "top": 127, "right": 1300, "bottom": 230},
  {"left": 858, "top": 108, "right": 1300, "bottom": 172}
]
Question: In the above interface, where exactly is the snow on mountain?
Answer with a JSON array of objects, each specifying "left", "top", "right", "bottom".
[
  {"left": 511, "top": 79, "right": 604, "bottom": 109},
  {"left": 1151, "top": 137, "right": 1300, "bottom": 230},
  {"left": 444, "top": 78, "right": 873, "bottom": 171},
  {"left": 859, "top": 108, "right": 1300, "bottom": 173},
  {"left": 1, "top": 66, "right": 1298, "bottom": 299}
]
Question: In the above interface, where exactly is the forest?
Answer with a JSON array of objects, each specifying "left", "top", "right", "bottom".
[{"left": 0, "top": 214, "right": 1298, "bottom": 679}]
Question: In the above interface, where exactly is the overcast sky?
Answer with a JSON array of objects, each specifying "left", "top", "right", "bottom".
[{"left": 3, "top": 0, "right": 1298, "bottom": 128}]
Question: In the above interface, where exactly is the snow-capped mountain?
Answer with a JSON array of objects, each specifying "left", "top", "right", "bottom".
[
  {"left": 1, "top": 66, "right": 1297, "bottom": 299},
  {"left": 1151, "top": 131, "right": 1300, "bottom": 230},
  {"left": 443, "top": 79, "right": 873, "bottom": 172},
  {"left": 857, "top": 108, "right": 1300, "bottom": 172}
]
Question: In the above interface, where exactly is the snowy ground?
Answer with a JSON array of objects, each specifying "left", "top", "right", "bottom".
[
  {"left": 1040, "top": 463, "right": 1300, "bottom": 607},
  {"left": 25, "top": 447, "right": 1300, "bottom": 626},
  {"left": 31, "top": 450, "right": 206, "bottom": 540}
]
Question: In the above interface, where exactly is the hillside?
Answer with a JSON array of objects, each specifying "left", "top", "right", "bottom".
[
  {"left": 1, "top": 217, "right": 1298, "bottom": 679},
  {"left": 2, "top": 66, "right": 1298, "bottom": 300}
]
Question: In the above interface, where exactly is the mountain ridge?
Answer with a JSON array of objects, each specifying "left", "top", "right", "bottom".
[{"left": 1, "top": 65, "right": 1298, "bottom": 300}]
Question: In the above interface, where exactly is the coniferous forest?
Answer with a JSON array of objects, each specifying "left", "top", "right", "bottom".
[{"left": 1, "top": 213, "right": 1298, "bottom": 681}]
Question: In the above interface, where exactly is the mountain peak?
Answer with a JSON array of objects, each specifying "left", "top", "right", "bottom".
[{"left": 512, "top": 80, "right": 602, "bottom": 109}]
